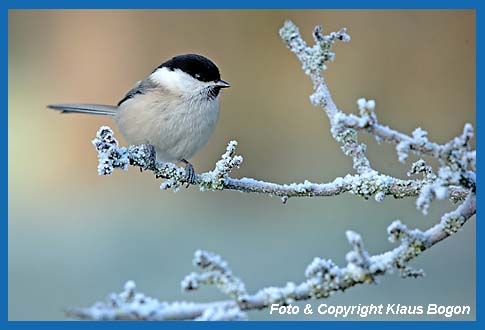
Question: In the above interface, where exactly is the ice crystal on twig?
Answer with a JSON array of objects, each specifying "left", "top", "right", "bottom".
[{"left": 72, "top": 20, "right": 475, "bottom": 321}]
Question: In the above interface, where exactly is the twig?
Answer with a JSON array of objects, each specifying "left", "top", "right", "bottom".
[
  {"left": 66, "top": 193, "right": 475, "bottom": 320},
  {"left": 70, "top": 20, "right": 475, "bottom": 321}
]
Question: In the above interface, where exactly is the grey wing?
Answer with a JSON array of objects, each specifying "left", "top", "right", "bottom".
[{"left": 117, "top": 78, "right": 157, "bottom": 106}]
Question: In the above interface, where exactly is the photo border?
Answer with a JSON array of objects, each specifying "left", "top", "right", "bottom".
[{"left": 3, "top": 0, "right": 480, "bottom": 329}]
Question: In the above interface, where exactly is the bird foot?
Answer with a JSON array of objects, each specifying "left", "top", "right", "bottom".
[
  {"left": 146, "top": 144, "right": 157, "bottom": 166},
  {"left": 182, "top": 159, "right": 198, "bottom": 187}
]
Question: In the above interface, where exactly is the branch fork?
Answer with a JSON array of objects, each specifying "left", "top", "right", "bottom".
[{"left": 73, "top": 20, "right": 475, "bottom": 321}]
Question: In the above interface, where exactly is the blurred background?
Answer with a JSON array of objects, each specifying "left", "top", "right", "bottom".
[{"left": 8, "top": 10, "right": 475, "bottom": 320}]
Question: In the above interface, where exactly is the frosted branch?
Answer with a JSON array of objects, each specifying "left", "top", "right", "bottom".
[
  {"left": 181, "top": 250, "right": 247, "bottom": 299},
  {"left": 67, "top": 192, "right": 475, "bottom": 320},
  {"left": 73, "top": 20, "right": 475, "bottom": 321},
  {"left": 91, "top": 126, "right": 468, "bottom": 203}
]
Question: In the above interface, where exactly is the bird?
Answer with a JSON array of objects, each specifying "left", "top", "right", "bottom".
[{"left": 48, "top": 54, "right": 230, "bottom": 184}]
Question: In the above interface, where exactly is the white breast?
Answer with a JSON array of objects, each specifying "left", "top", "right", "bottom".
[{"left": 115, "top": 87, "right": 219, "bottom": 163}]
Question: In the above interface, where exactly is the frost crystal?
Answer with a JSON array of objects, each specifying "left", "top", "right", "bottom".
[
  {"left": 375, "top": 192, "right": 385, "bottom": 202},
  {"left": 73, "top": 19, "right": 475, "bottom": 321}
]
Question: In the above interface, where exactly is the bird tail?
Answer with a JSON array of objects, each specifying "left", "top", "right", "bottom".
[{"left": 47, "top": 103, "right": 117, "bottom": 116}]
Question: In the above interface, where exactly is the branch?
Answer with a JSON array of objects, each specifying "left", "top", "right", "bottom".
[
  {"left": 66, "top": 192, "right": 475, "bottom": 320},
  {"left": 90, "top": 22, "right": 473, "bottom": 206},
  {"left": 92, "top": 127, "right": 469, "bottom": 203},
  {"left": 71, "top": 20, "right": 475, "bottom": 321}
]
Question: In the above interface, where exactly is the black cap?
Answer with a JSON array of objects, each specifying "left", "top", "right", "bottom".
[{"left": 158, "top": 54, "right": 221, "bottom": 82}]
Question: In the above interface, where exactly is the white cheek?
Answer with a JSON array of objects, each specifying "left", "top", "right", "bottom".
[{"left": 150, "top": 67, "right": 211, "bottom": 97}]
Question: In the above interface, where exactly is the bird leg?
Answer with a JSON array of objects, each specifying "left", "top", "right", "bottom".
[
  {"left": 181, "top": 159, "right": 197, "bottom": 186},
  {"left": 145, "top": 144, "right": 157, "bottom": 166}
]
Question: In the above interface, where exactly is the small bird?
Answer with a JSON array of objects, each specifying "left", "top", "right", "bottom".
[{"left": 48, "top": 54, "right": 230, "bottom": 184}]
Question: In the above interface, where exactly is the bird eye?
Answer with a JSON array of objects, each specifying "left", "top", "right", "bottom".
[{"left": 195, "top": 73, "right": 201, "bottom": 79}]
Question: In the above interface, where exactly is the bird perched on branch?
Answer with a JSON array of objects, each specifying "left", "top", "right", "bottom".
[{"left": 48, "top": 54, "right": 230, "bottom": 184}]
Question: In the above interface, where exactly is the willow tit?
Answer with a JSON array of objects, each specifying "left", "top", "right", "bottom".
[{"left": 48, "top": 54, "right": 230, "bottom": 184}]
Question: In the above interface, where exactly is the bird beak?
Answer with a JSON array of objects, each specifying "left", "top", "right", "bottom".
[{"left": 215, "top": 79, "right": 231, "bottom": 88}]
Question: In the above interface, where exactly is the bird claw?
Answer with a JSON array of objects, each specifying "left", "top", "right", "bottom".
[
  {"left": 146, "top": 144, "right": 157, "bottom": 166},
  {"left": 183, "top": 161, "right": 198, "bottom": 186}
]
